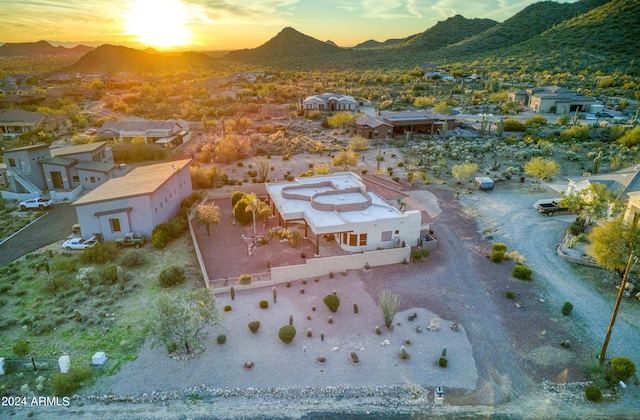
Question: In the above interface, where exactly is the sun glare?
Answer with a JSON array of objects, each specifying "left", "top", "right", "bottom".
[{"left": 124, "top": 0, "right": 192, "bottom": 48}]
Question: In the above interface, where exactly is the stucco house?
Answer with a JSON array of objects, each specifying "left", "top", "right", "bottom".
[
  {"left": 1, "top": 142, "right": 115, "bottom": 198},
  {"left": 508, "top": 86, "right": 596, "bottom": 114},
  {"left": 0, "top": 110, "right": 70, "bottom": 138},
  {"left": 301, "top": 93, "right": 358, "bottom": 113},
  {"left": 72, "top": 159, "right": 192, "bottom": 241},
  {"left": 378, "top": 110, "right": 453, "bottom": 135},
  {"left": 97, "top": 120, "right": 190, "bottom": 147},
  {"left": 266, "top": 172, "right": 421, "bottom": 256},
  {"left": 349, "top": 116, "right": 393, "bottom": 139},
  {"left": 566, "top": 166, "right": 640, "bottom": 199}
]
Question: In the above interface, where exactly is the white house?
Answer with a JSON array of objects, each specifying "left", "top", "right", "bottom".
[
  {"left": 266, "top": 172, "right": 421, "bottom": 255},
  {"left": 97, "top": 120, "right": 190, "bottom": 147},
  {"left": 72, "top": 159, "right": 192, "bottom": 241},
  {"left": 301, "top": 93, "right": 358, "bottom": 113}
]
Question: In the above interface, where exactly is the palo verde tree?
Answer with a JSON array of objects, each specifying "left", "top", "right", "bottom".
[
  {"left": 524, "top": 157, "right": 560, "bottom": 190},
  {"left": 152, "top": 289, "right": 222, "bottom": 355},
  {"left": 332, "top": 150, "right": 359, "bottom": 171},
  {"left": 559, "top": 183, "right": 625, "bottom": 228},
  {"left": 195, "top": 201, "right": 221, "bottom": 236},
  {"left": 587, "top": 216, "right": 640, "bottom": 275}
]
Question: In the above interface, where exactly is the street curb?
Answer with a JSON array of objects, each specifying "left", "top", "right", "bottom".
[{"left": 0, "top": 211, "right": 49, "bottom": 246}]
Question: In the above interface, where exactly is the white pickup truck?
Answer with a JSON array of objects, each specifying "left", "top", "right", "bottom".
[{"left": 19, "top": 197, "right": 52, "bottom": 211}]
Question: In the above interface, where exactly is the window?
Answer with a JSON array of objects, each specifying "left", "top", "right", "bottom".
[
  {"left": 342, "top": 233, "right": 347, "bottom": 244},
  {"left": 359, "top": 233, "right": 367, "bottom": 246},
  {"left": 72, "top": 176, "right": 79, "bottom": 183},
  {"left": 319, "top": 104, "right": 325, "bottom": 110},
  {"left": 381, "top": 231, "right": 392, "bottom": 242},
  {"left": 109, "top": 218, "right": 121, "bottom": 233},
  {"left": 373, "top": 130, "right": 378, "bottom": 135},
  {"left": 349, "top": 234, "right": 357, "bottom": 247},
  {"left": 90, "top": 176, "right": 96, "bottom": 183},
  {"left": 8, "top": 158, "right": 16, "bottom": 168}
]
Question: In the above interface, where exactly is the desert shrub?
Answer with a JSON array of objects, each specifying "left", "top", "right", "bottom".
[
  {"left": 248, "top": 320, "right": 260, "bottom": 333},
  {"left": 50, "top": 255, "right": 77, "bottom": 273},
  {"left": 259, "top": 300, "right": 268, "bottom": 309},
  {"left": 79, "top": 241, "right": 118, "bottom": 264},
  {"left": 12, "top": 339, "right": 30, "bottom": 356},
  {"left": 224, "top": 305, "right": 232, "bottom": 312},
  {"left": 503, "top": 118, "right": 526, "bottom": 132},
  {"left": 561, "top": 301, "right": 573, "bottom": 316},
  {"left": 239, "top": 274, "right": 252, "bottom": 285},
  {"left": 490, "top": 250, "right": 505, "bottom": 263},
  {"left": 513, "top": 264, "right": 533, "bottom": 280},
  {"left": 278, "top": 325, "right": 296, "bottom": 343},
  {"left": 50, "top": 365, "right": 92, "bottom": 396},
  {"left": 611, "top": 357, "right": 636, "bottom": 381},
  {"left": 585, "top": 385, "right": 602, "bottom": 402},
  {"left": 217, "top": 334, "right": 226, "bottom": 344},
  {"left": 351, "top": 352, "right": 359, "bottom": 363},
  {"left": 439, "top": 357, "right": 448, "bottom": 368},
  {"left": 158, "top": 266, "right": 186, "bottom": 288},
  {"left": 505, "top": 290, "right": 515, "bottom": 299},
  {"left": 323, "top": 294, "right": 340, "bottom": 313},
  {"left": 230, "top": 191, "right": 246, "bottom": 208},
  {"left": 151, "top": 223, "right": 172, "bottom": 249},
  {"left": 411, "top": 249, "right": 430, "bottom": 261},
  {"left": 44, "top": 275, "right": 73, "bottom": 293},
  {"left": 120, "top": 249, "right": 148, "bottom": 267},
  {"left": 492, "top": 243, "right": 508, "bottom": 252},
  {"left": 233, "top": 198, "right": 253, "bottom": 225},
  {"left": 101, "top": 263, "right": 119, "bottom": 284},
  {"left": 569, "top": 222, "right": 582, "bottom": 235}
]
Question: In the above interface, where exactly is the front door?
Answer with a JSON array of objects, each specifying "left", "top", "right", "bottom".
[{"left": 51, "top": 171, "right": 63, "bottom": 189}]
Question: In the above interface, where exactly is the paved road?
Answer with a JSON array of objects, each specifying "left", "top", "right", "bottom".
[{"left": 0, "top": 203, "right": 78, "bottom": 266}]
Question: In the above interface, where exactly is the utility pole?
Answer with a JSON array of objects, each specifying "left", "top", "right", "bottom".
[{"left": 599, "top": 252, "right": 636, "bottom": 364}]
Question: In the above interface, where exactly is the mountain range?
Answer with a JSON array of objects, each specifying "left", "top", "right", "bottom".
[
  {"left": 4, "top": 0, "right": 637, "bottom": 74},
  {"left": 0, "top": 40, "right": 93, "bottom": 57}
]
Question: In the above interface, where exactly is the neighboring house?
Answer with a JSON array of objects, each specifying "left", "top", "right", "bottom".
[
  {"left": 266, "top": 172, "right": 421, "bottom": 255},
  {"left": 97, "top": 120, "right": 190, "bottom": 147},
  {"left": 1, "top": 142, "right": 114, "bottom": 197},
  {"left": 566, "top": 166, "right": 640, "bottom": 199},
  {"left": 378, "top": 110, "right": 453, "bottom": 135},
  {"left": 349, "top": 116, "right": 393, "bottom": 139},
  {"left": 302, "top": 93, "right": 358, "bottom": 113},
  {"left": 73, "top": 159, "right": 192, "bottom": 241},
  {"left": 508, "top": 86, "right": 596, "bottom": 114},
  {"left": 624, "top": 191, "right": 640, "bottom": 225},
  {"left": 0, "top": 110, "right": 70, "bottom": 138}
]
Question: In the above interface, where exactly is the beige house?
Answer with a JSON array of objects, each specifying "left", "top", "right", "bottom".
[
  {"left": 301, "top": 93, "right": 358, "bottom": 113},
  {"left": 73, "top": 159, "right": 192, "bottom": 241},
  {"left": 509, "top": 86, "right": 596, "bottom": 114},
  {"left": 0, "top": 110, "right": 70, "bottom": 138},
  {"left": 97, "top": 120, "right": 190, "bottom": 147},
  {"left": 266, "top": 172, "right": 421, "bottom": 256}
]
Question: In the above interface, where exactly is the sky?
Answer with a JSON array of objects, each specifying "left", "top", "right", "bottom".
[{"left": 0, "top": 0, "right": 578, "bottom": 51}]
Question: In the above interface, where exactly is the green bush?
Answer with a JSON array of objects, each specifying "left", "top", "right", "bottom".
[
  {"left": 492, "top": 243, "right": 508, "bottom": 252},
  {"left": 259, "top": 300, "right": 268, "bottom": 309},
  {"left": 248, "top": 320, "right": 260, "bottom": 333},
  {"left": 224, "top": 305, "right": 232, "bottom": 312},
  {"left": 561, "top": 301, "right": 573, "bottom": 316},
  {"left": 439, "top": 357, "right": 448, "bottom": 368},
  {"left": 505, "top": 290, "right": 515, "bottom": 299},
  {"left": 120, "top": 249, "right": 148, "bottom": 267},
  {"left": 79, "top": 241, "right": 118, "bottom": 264},
  {"left": 158, "top": 266, "right": 186, "bottom": 288},
  {"left": 278, "top": 325, "right": 296, "bottom": 343},
  {"left": 569, "top": 223, "right": 582, "bottom": 236},
  {"left": 101, "top": 263, "right": 119, "bottom": 284},
  {"left": 230, "top": 191, "right": 246, "bottom": 208},
  {"left": 217, "top": 334, "right": 226, "bottom": 344},
  {"left": 233, "top": 198, "right": 253, "bottom": 225},
  {"left": 584, "top": 385, "right": 602, "bottom": 402},
  {"left": 323, "top": 294, "right": 340, "bottom": 313},
  {"left": 12, "top": 339, "right": 30, "bottom": 356},
  {"left": 513, "top": 264, "right": 533, "bottom": 280},
  {"left": 611, "top": 357, "right": 636, "bottom": 381},
  {"left": 151, "top": 223, "right": 172, "bottom": 249},
  {"left": 490, "top": 250, "right": 505, "bottom": 263},
  {"left": 50, "top": 365, "right": 92, "bottom": 396}
]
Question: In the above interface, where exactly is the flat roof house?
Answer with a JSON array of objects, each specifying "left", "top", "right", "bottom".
[
  {"left": 301, "top": 93, "right": 358, "bottom": 113},
  {"left": 73, "top": 159, "right": 192, "bottom": 241},
  {"left": 378, "top": 110, "right": 452, "bottom": 135},
  {"left": 508, "top": 86, "right": 596, "bottom": 114},
  {"left": 97, "top": 120, "right": 190, "bottom": 147},
  {"left": 266, "top": 172, "right": 421, "bottom": 255},
  {"left": 349, "top": 116, "right": 393, "bottom": 139}
]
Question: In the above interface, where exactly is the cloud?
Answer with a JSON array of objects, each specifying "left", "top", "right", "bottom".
[
  {"left": 327, "top": 0, "right": 425, "bottom": 19},
  {"left": 184, "top": 0, "right": 299, "bottom": 25}
]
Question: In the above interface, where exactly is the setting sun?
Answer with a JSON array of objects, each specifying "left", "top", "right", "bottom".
[{"left": 123, "top": 0, "right": 192, "bottom": 48}]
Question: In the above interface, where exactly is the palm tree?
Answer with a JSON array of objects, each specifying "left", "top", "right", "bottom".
[{"left": 244, "top": 193, "right": 271, "bottom": 240}]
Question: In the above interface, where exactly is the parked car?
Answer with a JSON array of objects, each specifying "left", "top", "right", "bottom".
[
  {"left": 19, "top": 197, "right": 52, "bottom": 211},
  {"left": 115, "top": 232, "right": 145, "bottom": 248},
  {"left": 595, "top": 111, "right": 614, "bottom": 118},
  {"left": 61, "top": 236, "right": 97, "bottom": 250},
  {"left": 534, "top": 199, "right": 571, "bottom": 217}
]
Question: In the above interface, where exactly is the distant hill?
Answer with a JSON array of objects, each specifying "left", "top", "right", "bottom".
[
  {"left": 399, "top": 15, "right": 497, "bottom": 51},
  {"left": 224, "top": 27, "right": 342, "bottom": 66},
  {"left": 0, "top": 40, "right": 93, "bottom": 57},
  {"left": 353, "top": 38, "right": 405, "bottom": 49},
  {"left": 66, "top": 44, "right": 215, "bottom": 73}
]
